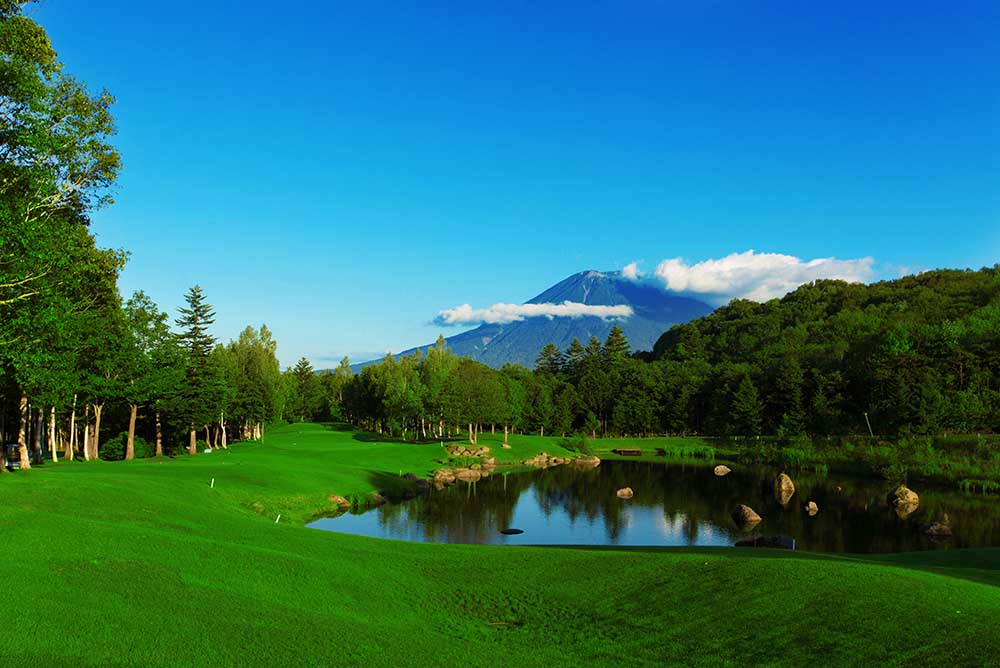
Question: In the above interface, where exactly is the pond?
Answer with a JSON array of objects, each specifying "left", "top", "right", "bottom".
[{"left": 308, "top": 460, "right": 1000, "bottom": 553}]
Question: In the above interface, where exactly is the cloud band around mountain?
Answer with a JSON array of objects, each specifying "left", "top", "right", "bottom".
[
  {"left": 641, "top": 250, "right": 875, "bottom": 304},
  {"left": 436, "top": 301, "right": 633, "bottom": 326}
]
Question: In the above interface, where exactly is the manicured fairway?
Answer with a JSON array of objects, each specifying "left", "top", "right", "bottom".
[{"left": 2, "top": 423, "right": 999, "bottom": 667}]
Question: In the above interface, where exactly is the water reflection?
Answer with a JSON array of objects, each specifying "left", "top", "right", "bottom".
[{"left": 308, "top": 461, "right": 1000, "bottom": 553}]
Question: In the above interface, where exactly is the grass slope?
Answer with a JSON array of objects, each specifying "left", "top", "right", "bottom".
[{"left": 2, "top": 423, "right": 998, "bottom": 667}]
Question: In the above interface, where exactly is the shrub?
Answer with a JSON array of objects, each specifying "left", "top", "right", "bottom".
[
  {"left": 559, "top": 435, "right": 594, "bottom": 455},
  {"left": 100, "top": 432, "right": 155, "bottom": 461}
]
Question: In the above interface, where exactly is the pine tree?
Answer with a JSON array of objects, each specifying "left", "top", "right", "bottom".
[
  {"left": 535, "top": 343, "right": 564, "bottom": 374},
  {"left": 585, "top": 336, "right": 603, "bottom": 358},
  {"left": 731, "top": 374, "right": 763, "bottom": 436},
  {"left": 175, "top": 285, "right": 217, "bottom": 454},
  {"left": 603, "top": 325, "right": 631, "bottom": 366}
]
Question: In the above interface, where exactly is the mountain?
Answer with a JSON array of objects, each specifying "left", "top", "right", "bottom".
[{"left": 356, "top": 270, "right": 715, "bottom": 370}]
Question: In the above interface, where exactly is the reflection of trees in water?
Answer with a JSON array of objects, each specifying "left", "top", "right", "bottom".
[
  {"left": 368, "top": 461, "right": 1000, "bottom": 551},
  {"left": 375, "top": 472, "right": 535, "bottom": 544}
]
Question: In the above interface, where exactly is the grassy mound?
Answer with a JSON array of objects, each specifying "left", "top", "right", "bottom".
[{"left": 2, "top": 423, "right": 998, "bottom": 667}]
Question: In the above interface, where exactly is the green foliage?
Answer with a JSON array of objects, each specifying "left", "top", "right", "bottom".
[
  {"left": 100, "top": 431, "right": 153, "bottom": 461},
  {"left": 558, "top": 434, "right": 594, "bottom": 455}
]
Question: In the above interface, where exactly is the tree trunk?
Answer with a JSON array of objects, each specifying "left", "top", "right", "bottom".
[
  {"left": 125, "top": 404, "right": 138, "bottom": 461},
  {"left": 83, "top": 404, "right": 91, "bottom": 461},
  {"left": 32, "top": 405, "right": 43, "bottom": 463},
  {"left": 468, "top": 423, "right": 475, "bottom": 445},
  {"left": 188, "top": 427, "right": 197, "bottom": 455},
  {"left": 66, "top": 395, "right": 76, "bottom": 461},
  {"left": 92, "top": 403, "right": 103, "bottom": 460},
  {"left": 17, "top": 395, "right": 31, "bottom": 470},
  {"left": 504, "top": 425, "right": 509, "bottom": 445},
  {"left": 220, "top": 411, "right": 227, "bottom": 449},
  {"left": 204, "top": 425, "right": 210, "bottom": 450},
  {"left": 49, "top": 407, "right": 58, "bottom": 463},
  {"left": 540, "top": 426, "right": 544, "bottom": 437},
  {"left": 155, "top": 411, "right": 163, "bottom": 457}
]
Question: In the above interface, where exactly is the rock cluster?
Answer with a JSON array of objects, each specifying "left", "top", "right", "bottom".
[
  {"left": 446, "top": 445, "right": 492, "bottom": 458},
  {"left": 570, "top": 455, "right": 601, "bottom": 469},
  {"left": 432, "top": 464, "right": 496, "bottom": 489},
  {"left": 522, "top": 452, "right": 570, "bottom": 468}
]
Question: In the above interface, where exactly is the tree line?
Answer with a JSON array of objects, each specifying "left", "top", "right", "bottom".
[
  {"left": 312, "top": 268, "right": 999, "bottom": 441},
  {"left": 0, "top": 3, "right": 291, "bottom": 468}
]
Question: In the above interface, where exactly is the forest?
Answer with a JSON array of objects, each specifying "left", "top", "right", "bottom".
[
  {"left": 324, "top": 268, "right": 1000, "bottom": 442},
  {"left": 0, "top": 3, "right": 291, "bottom": 466}
]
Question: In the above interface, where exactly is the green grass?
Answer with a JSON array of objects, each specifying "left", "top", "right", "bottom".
[{"left": 3, "top": 422, "right": 999, "bottom": 667}]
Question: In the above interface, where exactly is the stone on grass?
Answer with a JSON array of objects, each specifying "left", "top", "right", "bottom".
[{"left": 328, "top": 494, "right": 351, "bottom": 509}]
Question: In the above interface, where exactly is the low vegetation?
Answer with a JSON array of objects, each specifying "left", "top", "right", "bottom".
[{"left": 3, "top": 423, "right": 999, "bottom": 667}]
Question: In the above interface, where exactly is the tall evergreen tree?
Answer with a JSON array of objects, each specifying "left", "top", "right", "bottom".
[
  {"left": 731, "top": 375, "right": 764, "bottom": 436},
  {"left": 175, "top": 285, "right": 216, "bottom": 454},
  {"left": 603, "top": 325, "right": 631, "bottom": 363},
  {"left": 535, "top": 343, "right": 564, "bottom": 374}
]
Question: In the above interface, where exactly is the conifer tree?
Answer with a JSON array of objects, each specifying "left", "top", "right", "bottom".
[
  {"left": 535, "top": 343, "right": 564, "bottom": 374},
  {"left": 175, "top": 285, "right": 216, "bottom": 454},
  {"left": 731, "top": 374, "right": 763, "bottom": 436}
]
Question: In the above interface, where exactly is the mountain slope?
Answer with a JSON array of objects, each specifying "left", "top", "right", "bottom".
[{"left": 368, "top": 270, "right": 714, "bottom": 369}]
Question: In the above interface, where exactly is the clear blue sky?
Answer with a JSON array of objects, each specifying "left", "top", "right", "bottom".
[{"left": 33, "top": 1, "right": 999, "bottom": 367}]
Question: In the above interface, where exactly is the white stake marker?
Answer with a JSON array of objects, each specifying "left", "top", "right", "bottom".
[
  {"left": 275, "top": 514, "right": 281, "bottom": 523},
  {"left": 210, "top": 478, "right": 215, "bottom": 488}
]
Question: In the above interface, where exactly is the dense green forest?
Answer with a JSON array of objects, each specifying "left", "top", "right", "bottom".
[
  {"left": 325, "top": 268, "right": 1000, "bottom": 442},
  {"left": 0, "top": 3, "right": 294, "bottom": 466}
]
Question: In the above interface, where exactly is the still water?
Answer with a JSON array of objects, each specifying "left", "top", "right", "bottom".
[{"left": 308, "top": 460, "right": 1000, "bottom": 553}]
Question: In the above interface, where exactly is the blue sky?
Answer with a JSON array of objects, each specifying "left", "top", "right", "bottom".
[{"left": 33, "top": 1, "right": 999, "bottom": 367}]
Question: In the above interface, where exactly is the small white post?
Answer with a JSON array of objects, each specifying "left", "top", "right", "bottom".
[
  {"left": 275, "top": 514, "right": 281, "bottom": 523},
  {"left": 210, "top": 478, "right": 215, "bottom": 488}
]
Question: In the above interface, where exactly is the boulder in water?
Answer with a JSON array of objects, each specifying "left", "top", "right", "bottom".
[
  {"left": 616, "top": 487, "right": 634, "bottom": 499},
  {"left": 731, "top": 504, "right": 762, "bottom": 530},
  {"left": 922, "top": 521, "right": 953, "bottom": 539},
  {"left": 888, "top": 485, "right": 920, "bottom": 518},
  {"left": 735, "top": 535, "right": 796, "bottom": 550},
  {"left": 713, "top": 465, "right": 732, "bottom": 476},
  {"left": 805, "top": 501, "right": 819, "bottom": 516},
  {"left": 774, "top": 473, "right": 795, "bottom": 505}
]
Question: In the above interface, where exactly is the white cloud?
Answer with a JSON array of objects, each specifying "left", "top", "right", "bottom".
[
  {"left": 436, "top": 301, "right": 633, "bottom": 326},
  {"left": 622, "top": 261, "right": 643, "bottom": 280},
  {"left": 653, "top": 250, "right": 875, "bottom": 304}
]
